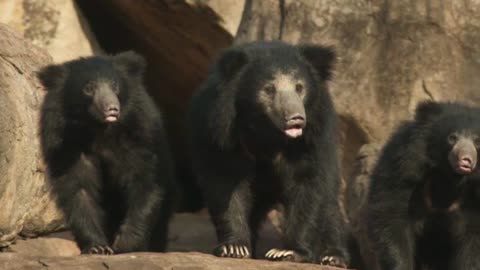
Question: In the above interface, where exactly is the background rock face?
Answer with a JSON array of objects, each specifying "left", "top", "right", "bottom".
[
  {"left": 0, "top": 0, "right": 103, "bottom": 247},
  {"left": 0, "top": 0, "right": 102, "bottom": 63},
  {"left": 0, "top": 24, "right": 63, "bottom": 246}
]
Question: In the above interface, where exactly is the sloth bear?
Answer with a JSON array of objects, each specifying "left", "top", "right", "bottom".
[
  {"left": 38, "top": 51, "right": 175, "bottom": 254},
  {"left": 367, "top": 101, "right": 480, "bottom": 270},
  {"left": 188, "top": 41, "right": 348, "bottom": 267}
]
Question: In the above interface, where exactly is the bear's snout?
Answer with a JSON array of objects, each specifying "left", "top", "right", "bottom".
[
  {"left": 104, "top": 104, "right": 120, "bottom": 123},
  {"left": 284, "top": 113, "right": 306, "bottom": 138}
]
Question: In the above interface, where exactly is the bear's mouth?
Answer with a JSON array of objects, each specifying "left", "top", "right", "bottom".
[
  {"left": 104, "top": 111, "right": 120, "bottom": 123},
  {"left": 455, "top": 162, "right": 474, "bottom": 175},
  {"left": 284, "top": 126, "right": 303, "bottom": 138},
  {"left": 284, "top": 119, "right": 306, "bottom": 138}
]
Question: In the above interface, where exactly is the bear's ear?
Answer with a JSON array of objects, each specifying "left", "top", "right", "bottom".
[
  {"left": 113, "top": 51, "right": 146, "bottom": 77},
  {"left": 217, "top": 49, "right": 248, "bottom": 79},
  {"left": 415, "top": 101, "right": 444, "bottom": 123},
  {"left": 37, "top": 64, "right": 68, "bottom": 91},
  {"left": 299, "top": 45, "right": 336, "bottom": 80}
]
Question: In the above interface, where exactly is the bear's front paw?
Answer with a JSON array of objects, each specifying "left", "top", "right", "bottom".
[
  {"left": 265, "top": 249, "right": 305, "bottom": 262},
  {"left": 320, "top": 255, "right": 348, "bottom": 268},
  {"left": 83, "top": 245, "right": 114, "bottom": 255},
  {"left": 214, "top": 243, "right": 251, "bottom": 259},
  {"left": 112, "top": 228, "right": 147, "bottom": 253}
]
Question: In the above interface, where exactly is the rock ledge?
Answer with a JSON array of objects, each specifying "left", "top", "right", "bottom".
[{"left": 0, "top": 252, "right": 346, "bottom": 270}]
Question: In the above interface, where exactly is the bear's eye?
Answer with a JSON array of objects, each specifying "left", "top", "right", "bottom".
[
  {"left": 474, "top": 137, "right": 480, "bottom": 148},
  {"left": 295, "top": 83, "right": 304, "bottom": 94},
  {"left": 83, "top": 84, "right": 95, "bottom": 96},
  {"left": 265, "top": 85, "right": 276, "bottom": 95},
  {"left": 448, "top": 134, "right": 458, "bottom": 145}
]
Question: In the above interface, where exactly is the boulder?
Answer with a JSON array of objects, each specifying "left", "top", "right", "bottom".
[
  {"left": 0, "top": 23, "right": 63, "bottom": 246},
  {"left": 0, "top": 0, "right": 102, "bottom": 63}
]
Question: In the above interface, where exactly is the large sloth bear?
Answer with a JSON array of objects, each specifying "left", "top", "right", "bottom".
[
  {"left": 38, "top": 52, "right": 175, "bottom": 254},
  {"left": 367, "top": 101, "right": 480, "bottom": 270},
  {"left": 188, "top": 41, "right": 348, "bottom": 267}
]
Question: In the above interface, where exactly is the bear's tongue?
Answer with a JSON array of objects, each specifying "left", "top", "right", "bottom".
[
  {"left": 104, "top": 110, "right": 120, "bottom": 123},
  {"left": 105, "top": 115, "right": 118, "bottom": 122},
  {"left": 285, "top": 127, "right": 303, "bottom": 138}
]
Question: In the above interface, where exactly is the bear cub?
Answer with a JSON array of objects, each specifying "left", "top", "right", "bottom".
[
  {"left": 188, "top": 41, "right": 349, "bottom": 267},
  {"left": 367, "top": 101, "right": 480, "bottom": 270},
  {"left": 38, "top": 51, "right": 175, "bottom": 254}
]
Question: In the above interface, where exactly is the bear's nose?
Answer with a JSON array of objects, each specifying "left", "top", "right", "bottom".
[
  {"left": 286, "top": 113, "right": 305, "bottom": 122},
  {"left": 286, "top": 113, "right": 306, "bottom": 128},
  {"left": 105, "top": 105, "right": 119, "bottom": 113},
  {"left": 460, "top": 156, "right": 473, "bottom": 167}
]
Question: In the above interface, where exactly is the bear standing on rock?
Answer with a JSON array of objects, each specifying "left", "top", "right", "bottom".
[
  {"left": 188, "top": 41, "right": 349, "bottom": 267},
  {"left": 367, "top": 101, "right": 480, "bottom": 270},
  {"left": 38, "top": 51, "right": 175, "bottom": 254}
]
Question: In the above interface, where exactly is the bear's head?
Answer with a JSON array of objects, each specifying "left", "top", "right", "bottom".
[
  {"left": 217, "top": 42, "right": 335, "bottom": 140},
  {"left": 38, "top": 51, "right": 145, "bottom": 124},
  {"left": 415, "top": 101, "right": 480, "bottom": 176}
]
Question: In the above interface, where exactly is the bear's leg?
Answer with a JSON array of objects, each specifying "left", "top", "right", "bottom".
[
  {"left": 265, "top": 182, "right": 319, "bottom": 263},
  {"left": 53, "top": 156, "right": 112, "bottom": 255},
  {"left": 111, "top": 168, "right": 163, "bottom": 253},
  {"left": 368, "top": 201, "right": 415, "bottom": 270},
  {"left": 265, "top": 180, "right": 349, "bottom": 267},
  {"left": 207, "top": 179, "right": 253, "bottom": 259},
  {"left": 148, "top": 195, "right": 173, "bottom": 252},
  {"left": 70, "top": 189, "right": 113, "bottom": 255},
  {"left": 315, "top": 201, "right": 349, "bottom": 268}
]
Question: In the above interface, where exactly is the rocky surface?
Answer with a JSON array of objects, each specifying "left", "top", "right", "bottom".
[
  {"left": 0, "top": 252, "right": 346, "bottom": 270},
  {"left": 0, "top": 23, "right": 63, "bottom": 247},
  {"left": 2, "top": 212, "right": 342, "bottom": 269},
  {"left": 0, "top": 2, "right": 103, "bottom": 245},
  {"left": 0, "top": 0, "right": 101, "bottom": 63},
  {"left": 6, "top": 211, "right": 282, "bottom": 258}
]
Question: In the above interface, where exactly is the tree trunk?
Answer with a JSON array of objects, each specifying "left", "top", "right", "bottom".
[{"left": 0, "top": 23, "right": 63, "bottom": 247}]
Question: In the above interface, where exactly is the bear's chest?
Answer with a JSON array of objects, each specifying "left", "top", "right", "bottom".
[{"left": 88, "top": 129, "right": 142, "bottom": 178}]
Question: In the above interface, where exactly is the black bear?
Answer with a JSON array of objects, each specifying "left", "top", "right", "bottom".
[
  {"left": 367, "top": 101, "right": 480, "bottom": 270},
  {"left": 187, "top": 41, "right": 348, "bottom": 267},
  {"left": 38, "top": 51, "right": 175, "bottom": 254}
]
